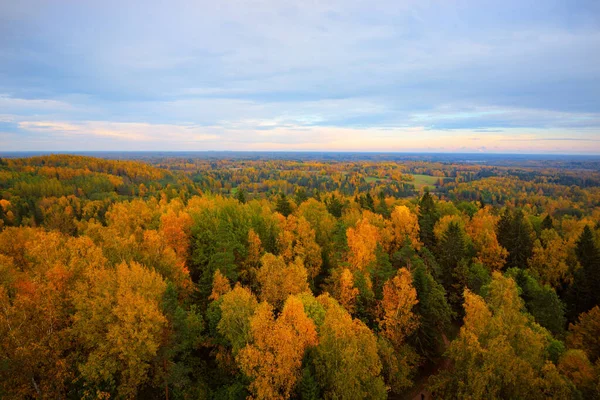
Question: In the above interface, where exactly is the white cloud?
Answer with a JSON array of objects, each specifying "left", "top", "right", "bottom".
[{"left": 18, "top": 121, "right": 220, "bottom": 142}]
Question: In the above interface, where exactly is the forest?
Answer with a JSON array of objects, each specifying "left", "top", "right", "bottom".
[{"left": 1, "top": 153, "right": 600, "bottom": 399}]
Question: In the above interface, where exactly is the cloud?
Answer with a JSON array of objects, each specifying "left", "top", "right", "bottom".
[
  {"left": 17, "top": 120, "right": 220, "bottom": 143},
  {"left": 0, "top": 0, "right": 599, "bottom": 152},
  {"left": 6, "top": 118, "right": 598, "bottom": 154}
]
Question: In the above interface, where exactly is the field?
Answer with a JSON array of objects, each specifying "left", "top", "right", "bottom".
[{"left": 410, "top": 174, "right": 442, "bottom": 190}]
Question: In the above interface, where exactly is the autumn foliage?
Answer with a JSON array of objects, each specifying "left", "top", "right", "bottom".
[{"left": 1, "top": 154, "right": 599, "bottom": 399}]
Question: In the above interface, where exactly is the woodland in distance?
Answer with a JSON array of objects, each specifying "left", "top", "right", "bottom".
[{"left": 1, "top": 153, "right": 600, "bottom": 399}]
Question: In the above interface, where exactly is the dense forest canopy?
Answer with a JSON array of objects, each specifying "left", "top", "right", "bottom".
[{"left": 1, "top": 153, "right": 600, "bottom": 399}]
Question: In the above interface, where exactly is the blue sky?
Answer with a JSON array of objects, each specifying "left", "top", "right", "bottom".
[{"left": 1, "top": 0, "right": 599, "bottom": 153}]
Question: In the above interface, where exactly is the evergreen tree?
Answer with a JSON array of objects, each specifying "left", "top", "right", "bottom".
[
  {"left": 325, "top": 194, "right": 344, "bottom": 218},
  {"left": 234, "top": 188, "right": 246, "bottom": 204},
  {"left": 569, "top": 226, "right": 600, "bottom": 317},
  {"left": 299, "top": 365, "right": 320, "bottom": 400},
  {"left": 295, "top": 188, "right": 308, "bottom": 205},
  {"left": 438, "top": 222, "right": 467, "bottom": 286},
  {"left": 497, "top": 209, "right": 534, "bottom": 269},
  {"left": 507, "top": 268, "right": 566, "bottom": 336},
  {"left": 437, "top": 222, "right": 467, "bottom": 310},
  {"left": 497, "top": 208, "right": 513, "bottom": 250},
  {"left": 376, "top": 191, "right": 390, "bottom": 218},
  {"left": 412, "top": 266, "right": 453, "bottom": 359},
  {"left": 509, "top": 210, "right": 534, "bottom": 268},
  {"left": 364, "top": 193, "right": 375, "bottom": 212},
  {"left": 541, "top": 214, "right": 553, "bottom": 231},
  {"left": 371, "top": 244, "right": 395, "bottom": 300},
  {"left": 275, "top": 193, "right": 292, "bottom": 217},
  {"left": 418, "top": 189, "right": 439, "bottom": 250}
]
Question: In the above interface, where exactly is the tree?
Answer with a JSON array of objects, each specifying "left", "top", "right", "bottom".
[
  {"left": 71, "top": 261, "right": 168, "bottom": 399},
  {"left": 346, "top": 218, "right": 380, "bottom": 271},
  {"left": 333, "top": 268, "right": 359, "bottom": 314},
  {"left": 418, "top": 190, "right": 439, "bottom": 250},
  {"left": 296, "top": 198, "right": 336, "bottom": 250},
  {"left": 237, "top": 296, "right": 318, "bottom": 400},
  {"left": 294, "top": 217, "right": 323, "bottom": 281},
  {"left": 412, "top": 265, "right": 453, "bottom": 358},
  {"left": 390, "top": 205, "right": 421, "bottom": 251},
  {"left": 437, "top": 221, "right": 467, "bottom": 307},
  {"left": 235, "top": 188, "right": 247, "bottom": 204},
  {"left": 160, "top": 209, "right": 193, "bottom": 261},
  {"left": 240, "top": 228, "right": 263, "bottom": 290},
  {"left": 377, "top": 337, "right": 419, "bottom": 395},
  {"left": 325, "top": 194, "right": 344, "bottom": 218},
  {"left": 209, "top": 269, "right": 231, "bottom": 301},
  {"left": 294, "top": 188, "right": 309, "bottom": 205},
  {"left": 497, "top": 209, "right": 534, "bottom": 269},
  {"left": 506, "top": 268, "right": 566, "bottom": 336},
  {"left": 429, "top": 273, "right": 575, "bottom": 399},
  {"left": 557, "top": 350, "right": 597, "bottom": 398},
  {"left": 541, "top": 214, "right": 554, "bottom": 231},
  {"left": 313, "top": 297, "right": 387, "bottom": 400},
  {"left": 217, "top": 285, "right": 259, "bottom": 354},
  {"left": 276, "top": 194, "right": 292, "bottom": 217},
  {"left": 567, "top": 305, "right": 600, "bottom": 363},
  {"left": 378, "top": 268, "right": 420, "bottom": 348},
  {"left": 569, "top": 226, "right": 600, "bottom": 316},
  {"left": 467, "top": 207, "right": 507, "bottom": 270},
  {"left": 528, "top": 228, "right": 570, "bottom": 288},
  {"left": 257, "top": 253, "right": 309, "bottom": 309}
]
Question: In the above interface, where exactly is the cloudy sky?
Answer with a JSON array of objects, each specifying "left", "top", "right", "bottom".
[{"left": 1, "top": 0, "right": 599, "bottom": 153}]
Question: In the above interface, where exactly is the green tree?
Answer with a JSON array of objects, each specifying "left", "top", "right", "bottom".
[
  {"left": 276, "top": 194, "right": 293, "bottom": 217},
  {"left": 569, "top": 226, "right": 600, "bottom": 317},
  {"left": 541, "top": 214, "right": 553, "bottom": 231},
  {"left": 313, "top": 297, "right": 387, "bottom": 400},
  {"left": 235, "top": 188, "right": 246, "bottom": 204},
  {"left": 418, "top": 189, "right": 439, "bottom": 250},
  {"left": 429, "top": 272, "right": 575, "bottom": 399},
  {"left": 412, "top": 265, "right": 453, "bottom": 358},
  {"left": 437, "top": 221, "right": 468, "bottom": 309},
  {"left": 497, "top": 209, "right": 534, "bottom": 269},
  {"left": 325, "top": 194, "right": 344, "bottom": 218},
  {"left": 506, "top": 268, "right": 566, "bottom": 336}
]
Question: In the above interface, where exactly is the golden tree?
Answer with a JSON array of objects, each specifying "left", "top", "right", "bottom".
[{"left": 238, "top": 296, "right": 318, "bottom": 400}]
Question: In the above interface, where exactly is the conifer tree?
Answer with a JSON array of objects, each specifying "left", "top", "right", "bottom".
[{"left": 418, "top": 189, "right": 439, "bottom": 250}]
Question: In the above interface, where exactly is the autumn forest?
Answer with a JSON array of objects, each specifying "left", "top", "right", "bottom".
[{"left": 1, "top": 153, "right": 600, "bottom": 400}]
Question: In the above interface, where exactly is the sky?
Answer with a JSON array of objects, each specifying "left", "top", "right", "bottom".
[{"left": 1, "top": 0, "right": 599, "bottom": 153}]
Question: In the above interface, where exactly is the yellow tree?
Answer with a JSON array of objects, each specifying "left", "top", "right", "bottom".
[
  {"left": 390, "top": 205, "right": 421, "bottom": 251},
  {"left": 529, "top": 229, "right": 571, "bottom": 287},
  {"left": 567, "top": 306, "right": 600, "bottom": 363},
  {"left": 313, "top": 296, "right": 387, "bottom": 399},
  {"left": 378, "top": 268, "right": 420, "bottom": 347},
  {"left": 346, "top": 218, "right": 380, "bottom": 271},
  {"left": 209, "top": 269, "right": 231, "bottom": 301},
  {"left": 296, "top": 198, "right": 336, "bottom": 249},
  {"left": 0, "top": 229, "right": 107, "bottom": 398},
  {"left": 217, "top": 284, "right": 259, "bottom": 353},
  {"left": 294, "top": 217, "right": 323, "bottom": 281},
  {"left": 466, "top": 207, "right": 507, "bottom": 270},
  {"left": 159, "top": 209, "right": 193, "bottom": 261},
  {"left": 237, "top": 296, "right": 318, "bottom": 400},
  {"left": 276, "top": 214, "right": 296, "bottom": 263},
  {"left": 332, "top": 268, "right": 359, "bottom": 314},
  {"left": 276, "top": 215, "right": 322, "bottom": 281},
  {"left": 71, "top": 261, "right": 167, "bottom": 399},
  {"left": 557, "top": 350, "right": 596, "bottom": 395},
  {"left": 430, "top": 272, "right": 574, "bottom": 399},
  {"left": 240, "top": 228, "right": 263, "bottom": 289},
  {"left": 257, "top": 253, "right": 309, "bottom": 309}
]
